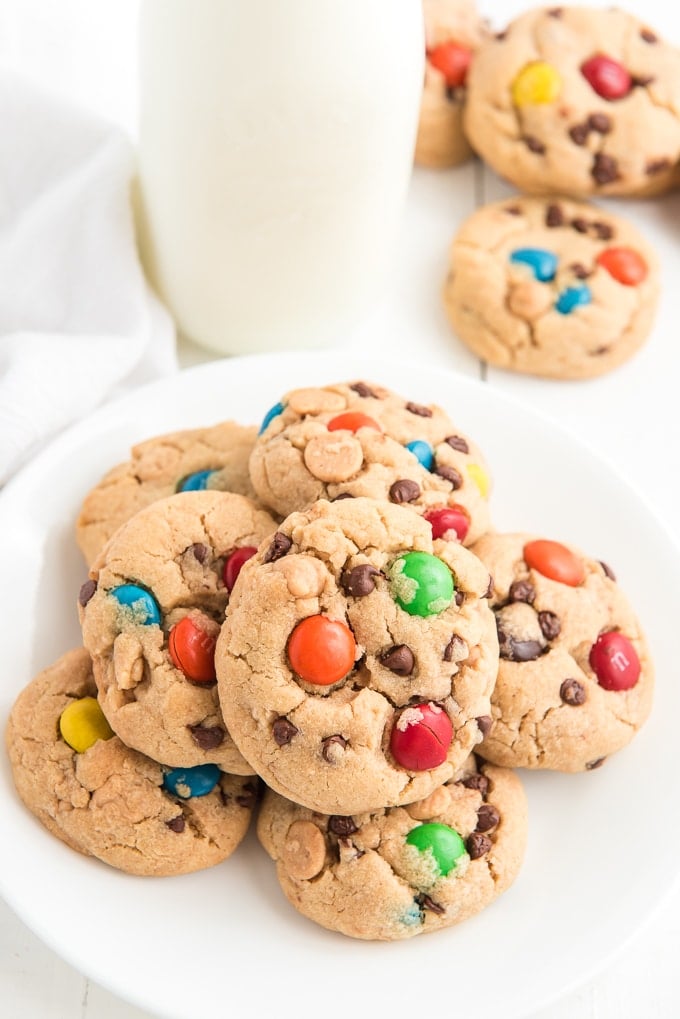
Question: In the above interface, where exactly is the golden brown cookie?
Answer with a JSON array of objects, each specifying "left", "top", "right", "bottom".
[
  {"left": 5, "top": 648, "right": 256, "bottom": 876},
  {"left": 442, "top": 195, "right": 659, "bottom": 379},
  {"left": 76, "top": 420, "right": 258, "bottom": 565},
  {"left": 464, "top": 7, "right": 680, "bottom": 197},
  {"left": 215, "top": 497, "right": 498, "bottom": 815},
  {"left": 79, "top": 490, "right": 277, "bottom": 772},
  {"left": 471, "top": 532, "right": 654, "bottom": 771},
  {"left": 257, "top": 754, "right": 527, "bottom": 940}
]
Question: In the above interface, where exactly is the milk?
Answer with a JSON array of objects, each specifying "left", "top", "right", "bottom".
[{"left": 136, "top": 0, "right": 424, "bottom": 355}]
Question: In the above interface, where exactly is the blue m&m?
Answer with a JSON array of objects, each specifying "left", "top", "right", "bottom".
[
  {"left": 162, "top": 763, "right": 221, "bottom": 799},
  {"left": 177, "top": 469, "right": 217, "bottom": 492},
  {"left": 110, "top": 584, "right": 161, "bottom": 626},
  {"left": 509, "top": 247, "right": 558, "bottom": 282},
  {"left": 555, "top": 284, "right": 592, "bottom": 315},
  {"left": 405, "top": 440, "right": 434, "bottom": 471},
  {"left": 258, "top": 401, "right": 285, "bottom": 435}
]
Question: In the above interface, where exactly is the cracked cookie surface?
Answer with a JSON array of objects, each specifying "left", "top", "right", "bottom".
[
  {"left": 5, "top": 648, "right": 256, "bottom": 875},
  {"left": 471, "top": 532, "right": 654, "bottom": 771},
  {"left": 257, "top": 753, "right": 527, "bottom": 940},
  {"left": 79, "top": 490, "right": 277, "bottom": 772},
  {"left": 443, "top": 196, "right": 659, "bottom": 379},
  {"left": 464, "top": 6, "right": 680, "bottom": 197},
  {"left": 76, "top": 419, "right": 258, "bottom": 565},
  {"left": 215, "top": 497, "right": 498, "bottom": 815},
  {"left": 249, "top": 380, "right": 492, "bottom": 546}
]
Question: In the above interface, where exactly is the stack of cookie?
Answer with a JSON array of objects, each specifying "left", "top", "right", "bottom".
[
  {"left": 5, "top": 379, "right": 654, "bottom": 941},
  {"left": 416, "top": 2, "right": 679, "bottom": 378}
]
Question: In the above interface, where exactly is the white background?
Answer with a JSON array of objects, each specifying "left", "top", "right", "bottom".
[{"left": 1, "top": 2, "right": 680, "bottom": 1017}]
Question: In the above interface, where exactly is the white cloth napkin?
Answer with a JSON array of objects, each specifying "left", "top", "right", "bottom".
[{"left": 0, "top": 69, "right": 177, "bottom": 485}]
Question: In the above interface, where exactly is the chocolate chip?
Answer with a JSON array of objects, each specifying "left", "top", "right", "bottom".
[
  {"left": 498, "top": 634, "right": 545, "bottom": 662},
  {"left": 165, "top": 816, "right": 185, "bottom": 833},
  {"left": 632, "top": 74, "right": 654, "bottom": 88},
  {"left": 415, "top": 894, "right": 446, "bottom": 915},
  {"left": 504, "top": 205, "right": 522, "bottom": 216},
  {"left": 495, "top": 31, "right": 507, "bottom": 41},
  {"left": 523, "top": 135, "right": 546, "bottom": 154},
  {"left": 341, "top": 564, "right": 381, "bottom": 597},
  {"left": 599, "top": 560, "right": 616, "bottom": 581},
  {"left": 188, "top": 724, "right": 225, "bottom": 750},
  {"left": 538, "top": 611, "right": 561, "bottom": 641},
  {"left": 475, "top": 804, "right": 500, "bottom": 833},
  {"left": 571, "top": 217, "right": 589, "bottom": 233},
  {"left": 332, "top": 492, "right": 355, "bottom": 501},
  {"left": 443, "top": 634, "right": 467, "bottom": 663},
  {"left": 560, "top": 678, "right": 587, "bottom": 706},
  {"left": 78, "top": 579, "right": 97, "bottom": 607},
  {"left": 646, "top": 158, "right": 671, "bottom": 176},
  {"left": 321, "top": 734, "right": 347, "bottom": 762},
  {"left": 328, "top": 815, "right": 358, "bottom": 837},
  {"left": 466, "top": 832, "right": 492, "bottom": 859},
  {"left": 587, "top": 113, "right": 612, "bottom": 134},
  {"left": 640, "top": 28, "right": 658, "bottom": 43},
  {"left": 475, "top": 716, "right": 493, "bottom": 739},
  {"left": 389, "top": 479, "right": 421, "bottom": 503},
  {"left": 350, "top": 382, "right": 379, "bottom": 399},
  {"left": 379, "top": 644, "right": 415, "bottom": 676},
  {"left": 434, "top": 464, "right": 463, "bottom": 489},
  {"left": 272, "top": 717, "right": 298, "bottom": 746},
  {"left": 484, "top": 576, "right": 494, "bottom": 599},
  {"left": 455, "top": 590, "right": 465, "bottom": 607},
  {"left": 190, "top": 542, "right": 208, "bottom": 563},
  {"left": 547, "top": 7, "right": 563, "bottom": 16},
  {"left": 263, "top": 532, "right": 292, "bottom": 563},
  {"left": 586, "top": 756, "right": 606, "bottom": 770},
  {"left": 569, "top": 263, "right": 592, "bottom": 279},
  {"left": 592, "top": 153, "right": 620, "bottom": 185},
  {"left": 444, "top": 434, "right": 469, "bottom": 454},
  {"left": 569, "top": 123, "right": 589, "bottom": 146},
  {"left": 508, "top": 580, "right": 535, "bottom": 604},
  {"left": 545, "top": 203, "right": 564, "bottom": 227},
  {"left": 461, "top": 771, "right": 490, "bottom": 796},
  {"left": 236, "top": 783, "right": 258, "bottom": 809},
  {"left": 592, "top": 221, "right": 614, "bottom": 240},
  {"left": 405, "top": 401, "right": 432, "bottom": 418}
]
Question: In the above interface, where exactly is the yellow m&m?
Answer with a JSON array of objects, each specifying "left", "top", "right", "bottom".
[
  {"left": 59, "top": 697, "right": 114, "bottom": 753},
  {"left": 511, "top": 61, "right": 561, "bottom": 106},
  {"left": 467, "top": 463, "right": 490, "bottom": 498}
]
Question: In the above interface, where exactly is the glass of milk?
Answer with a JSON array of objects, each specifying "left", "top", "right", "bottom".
[{"left": 136, "top": 0, "right": 424, "bottom": 356}]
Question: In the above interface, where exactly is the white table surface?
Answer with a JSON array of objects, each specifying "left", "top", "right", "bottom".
[{"left": 1, "top": 1, "right": 680, "bottom": 1016}]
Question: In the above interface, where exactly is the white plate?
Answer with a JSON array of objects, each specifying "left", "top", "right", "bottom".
[{"left": 1, "top": 350, "right": 678, "bottom": 1019}]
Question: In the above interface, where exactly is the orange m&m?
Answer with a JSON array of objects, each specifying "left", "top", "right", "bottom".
[
  {"left": 426, "top": 41, "right": 472, "bottom": 88},
  {"left": 596, "top": 247, "right": 647, "bottom": 286},
  {"left": 169, "top": 613, "right": 218, "bottom": 682},
  {"left": 287, "top": 615, "right": 356, "bottom": 686},
  {"left": 327, "top": 412, "right": 381, "bottom": 434},
  {"left": 523, "top": 539, "right": 585, "bottom": 587}
]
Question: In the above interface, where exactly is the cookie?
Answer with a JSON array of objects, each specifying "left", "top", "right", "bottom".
[
  {"left": 79, "top": 490, "right": 277, "bottom": 773},
  {"left": 215, "top": 497, "right": 498, "bottom": 815},
  {"left": 5, "top": 648, "right": 256, "bottom": 876},
  {"left": 464, "top": 7, "right": 680, "bottom": 197},
  {"left": 470, "top": 532, "right": 654, "bottom": 771},
  {"left": 249, "top": 380, "right": 492, "bottom": 546},
  {"left": 415, "top": 0, "right": 487, "bottom": 168},
  {"left": 442, "top": 195, "right": 659, "bottom": 379},
  {"left": 76, "top": 419, "right": 258, "bottom": 565},
  {"left": 257, "top": 753, "right": 526, "bottom": 940}
]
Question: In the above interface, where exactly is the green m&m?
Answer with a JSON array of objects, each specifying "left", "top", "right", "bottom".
[
  {"left": 406, "top": 822, "right": 467, "bottom": 877},
  {"left": 388, "top": 551, "right": 454, "bottom": 617}
]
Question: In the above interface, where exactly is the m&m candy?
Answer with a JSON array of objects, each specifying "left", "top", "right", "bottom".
[
  {"left": 390, "top": 703, "right": 453, "bottom": 771},
  {"left": 581, "top": 55, "right": 632, "bottom": 101},
  {"left": 589, "top": 631, "right": 641, "bottom": 690},
  {"left": 327, "top": 412, "right": 381, "bottom": 433},
  {"left": 406, "top": 822, "right": 467, "bottom": 877},
  {"left": 223, "top": 546, "right": 257, "bottom": 592},
  {"left": 424, "top": 506, "right": 470, "bottom": 543},
  {"left": 59, "top": 697, "right": 114, "bottom": 753},
  {"left": 110, "top": 584, "right": 162, "bottom": 625},
  {"left": 524, "top": 540, "right": 585, "bottom": 586},
  {"left": 287, "top": 615, "right": 356, "bottom": 686},
  {"left": 168, "top": 613, "right": 218, "bottom": 683},
  {"left": 389, "top": 551, "right": 454, "bottom": 617}
]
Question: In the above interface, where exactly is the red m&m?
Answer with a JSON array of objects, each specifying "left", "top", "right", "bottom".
[
  {"left": 287, "top": 615, "right": 356, "bottom": 686},
  {"left": 589, "top": 631, "right": 641, "bottom": 691},
  {"left": 168, "top": 613, "right": 218, "bottom": 683},
  {"left": 223, "top": 546, "right": 257, "bottom": 592},
  {"left": 426, "top": 41, "right": 472, "bottom": 88},
  {"left": 596, "top": 247, "right": 648, "bottom": 286},
  {"left": 390, "top": 702, "right": 453, "bottom": 771},
  {"left": 523, "top": 539, "right": 585, "bottom": 587},
  {"left": 424, "top": 505, "right": 470, "bottom": 543},
  {"left": 580, "top": 55, "right": 632, "bottom": 101},
  {"left": 327, "top": 412, "right": 381, "bottom": 434}
]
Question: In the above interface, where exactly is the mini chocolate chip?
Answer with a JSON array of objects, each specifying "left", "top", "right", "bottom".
[
  {"left": 190, "top": 542, "right": 208, "bottom": 563},
  {"left": 592, "top": 346, "right": 610, "bottom": 356},
  {"left": 545, "top": 203, "right": 564, "bottom": 227},
  {"left": 445, "top": 85, "right": 464, "bottom": 102},
  {"left": 236, "top": 783, "right": 258, "bottom": 809},
  {"left": 78, "top": 579, "right": 97, "bottom": 607},
  {"left": 272, "top": 717, "right": 298, "bottom": 746},
  {"left": 560, "top": 678, "right": 587, "bottom": 706},
  {"left": 475, "top": 804, "right": 500, "bottom": 833},
  {"left": 321, "top": 734, "right": 347, "bottom": 762},
  {"left": 508, "top": 579, "right": 535, "bottom": 604},
  {"left": 646, "top": 158, "right": 671, "bottom": 176},
  {"left": 547, "top": 7, "right": 563, "bottom": 16},
  {"left": 165, "top": 816, "right": 185, "bottom": 833},
  {"left": 389, "top": 479, "right": 421, "bottom": 503},
  {"left": 484, "top": 576, "right": 494, "bottom": 599},
  {"left": 263, "top": 532, "right": 292, "bottom": 563},
  {"left": 599, "top": 560, "right": 616, "bottom": 581},
  {"left": 434, "top": 464, "right": 463, "bottom": 489},
  {"left": 350, "top": 382, "right": 379, "bottom": 399},
  {"left": 328, "top": 815, "right": 358, "bottom": 837},
  {"left": 455, "top": 590, "right": 465, "bottom": 607},
  {"left": 571, "top": 217, "right": 589, "bottom": 233},
  {"left": 569, "top": 123, "right": 589, "bottom": 146},
  {"left": 592, "top": 153, "right": 620, "bottom": 185},
  {"left": 592, "top": 221, "right": 614, "bottom": 240},
  {"left": 476, "top": 716, "right": 493, "bottom": 739},
  {"left": 467, "top": 832, "right": 492, "bottom": 859},
  {"left": 523, "top": 135, "right": 546, "bottom": 154},
  {"left": 586, "top": 756, "right": 606, "bottom": 770},
  {"left": 461, "top": 771, "right": 490, "bottom": 796},
  {"left": 405, "top": 401, "right": 432, "bottom": 418},
  {"left": 341, "top": 563, "right": 381, "bottom": 597},
  {"left": 445, "top": 434, "right": 469, "bottom": 454},
  {"left": 640, "top": 28, "right": 657, "bottom": 43},
  {"left": 379, "top": 644, "right": 415, "bottom": 676},
  {"left": 219, "top": 788, "right": 231, "bottom": 806},
  {"left": 504, "top": 205, "right": 522, "bottom": 215},
  {"left": 569, "top": 262, "right": 592, "bottom": 279},
  {"left": 632, "top": 74, "right": 654, "bottom": 88},
  {"left": 498, "top": 634, "right": 545, "bottom": 662},
  {"left": 587, "top": 113, "right": 612, "bottom": 134},
  {"left": 416, "top": 894, "right": 446, "bottom": 915},
  {"left": 495, "top": 31, "right": 507, "bottom": 41},
  {"left": 538, "top": 611, "right": 561, "bottom": 640},
  {"left": 332, "top": 492, "right": 355, "bottom": 501},
  {"left": 188, "top": 724, "right": 225, "bottom": 750},
  {"left": 443, "top": 634, "right": 467, "bottom": 662}
]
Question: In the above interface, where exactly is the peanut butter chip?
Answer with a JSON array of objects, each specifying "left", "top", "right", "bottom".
[
  {"left": 406, "top": 784, "right": 452, "bottom": 820},
  {"left": 283, "top": 820, "right": 327, "bottom": 879},
  {"left": 508, "top": 280, "right": 553, "bottom": 320},
  {"left": 112, "top": 632, "right": 145, "bottom": 690},
  {"left": 287, "top": 388, "right": 346, "bottom": 416},
  {"left": 303, "top": 434, "right": 364, "bottom": 483},
  {"left": 274, "top": 556, "right": 327, "bottom": 599}
]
